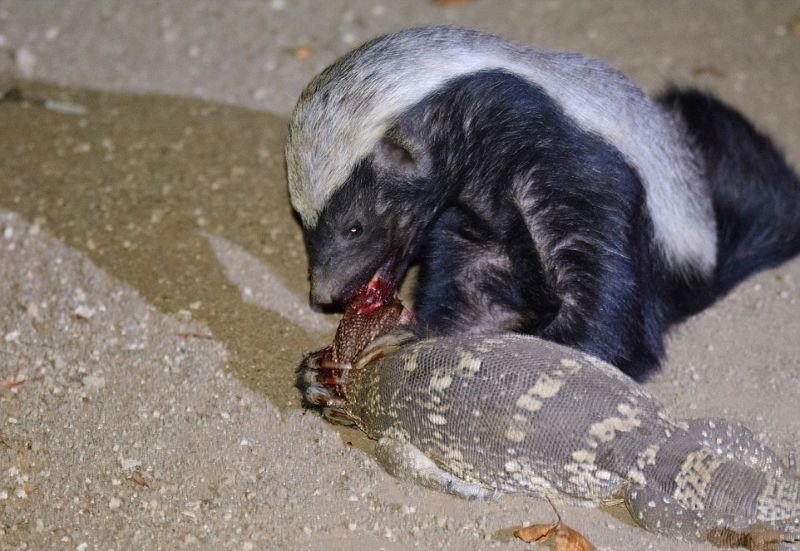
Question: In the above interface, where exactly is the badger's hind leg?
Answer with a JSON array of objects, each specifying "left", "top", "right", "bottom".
[{"left": 374, "top": 433, "right": 497, "bottom": 500}]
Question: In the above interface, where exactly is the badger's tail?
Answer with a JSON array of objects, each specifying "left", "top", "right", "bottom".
[{"left": 661, "top": 88, "right": 800, "bottom": 296}]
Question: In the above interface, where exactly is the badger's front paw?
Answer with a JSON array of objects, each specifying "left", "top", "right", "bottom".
[{"left": 298, "top": 347, "right": 356, "bottom": 425}]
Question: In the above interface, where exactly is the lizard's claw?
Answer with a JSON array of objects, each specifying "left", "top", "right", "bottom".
[{"left": 299, "top": 347, "right": 356, "bottom": 425}]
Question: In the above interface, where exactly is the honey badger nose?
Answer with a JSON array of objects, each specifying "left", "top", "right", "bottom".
[
  {"left": 310, "top": 280, "right": 334, "bottom": 306},
  {"left": 309, "top": 269, "right": 341, "bottom": 306}
]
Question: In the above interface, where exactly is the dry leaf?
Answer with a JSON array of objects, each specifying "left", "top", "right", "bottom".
[
  {"left": 0, "top": 379, "right": 25, "bottom": 389},
  {"left": 514, "top": 498, "right": 595, "bottom": 550},
  {"left": 515, "top": 522, "right": 594, "bottom": 550},
  {"left": 294, "top": 45, "right": 312, "bottom": 60},
  {"left": 515, "top": 522, "right": 557, "bottom": 543},
  {"left": 178, "top": 332, "right": 214, "bottom": 340},
  {"left": 554, "top": 524, "right": 595, "bottom": 551},
  {"left": 789, "top": 17, "right": 800, "bottom": 37},
  {"left": 691, "top": 66, "right": 725, "bottom": 79},
  {"left": 131, "top": 470, "right": 152, "bottom": 488}
]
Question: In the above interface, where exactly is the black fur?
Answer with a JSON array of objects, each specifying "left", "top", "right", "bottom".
[
  {"left": 660, "top": 88, "right": 800, "bottom": 297},
  {"left": 306, "top": 71, "right": 800, "bottom": 379}
]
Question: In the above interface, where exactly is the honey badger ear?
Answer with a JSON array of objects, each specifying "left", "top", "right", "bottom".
[{"left": 373, "top": 129, "right": 431, "bottom": 177}]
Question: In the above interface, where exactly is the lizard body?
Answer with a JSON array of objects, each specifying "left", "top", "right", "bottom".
[{"left": 302, "top": 332, "right": 799, "bottom": 549}]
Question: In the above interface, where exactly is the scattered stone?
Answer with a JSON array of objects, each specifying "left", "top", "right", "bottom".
[
  {"left": 81, "top": 375, "right": 105, "bottom": 389},
  {"left": 74, "top": 305, "right": 95, "bottom": 320},
  {"left": 15, "top": 46, "right": 37, "bottom": 77},
  {"left": 175, "top": 309, "right": 192, "bottom": 323},
  {"left": 120, "top": 458, "right": 142, "bottom": 470}
]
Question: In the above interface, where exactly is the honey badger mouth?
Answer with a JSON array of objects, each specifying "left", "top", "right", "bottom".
[
  {"left": 328, "top": 257, "right": 415, "bottom": 365},
  {"left": 340, "top": 252, "right": 404, "bottom": 313}
]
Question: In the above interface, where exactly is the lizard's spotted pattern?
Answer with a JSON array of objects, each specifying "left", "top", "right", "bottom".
[{"left": 302, "top": 332, "right": 800, "bottom": 550}]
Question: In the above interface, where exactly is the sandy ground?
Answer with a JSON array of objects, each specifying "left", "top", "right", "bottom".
[{"left": 0, "top": 2, "right": 799, "bottom": 550}]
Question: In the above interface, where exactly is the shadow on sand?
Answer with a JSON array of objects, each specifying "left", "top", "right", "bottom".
[{"left": 0, "top": 80, "right": 331, "bottom": 411}]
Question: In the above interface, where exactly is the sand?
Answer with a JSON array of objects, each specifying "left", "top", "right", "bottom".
[{"left": 1, "top": 2, "right": 799, "bottom": 550}]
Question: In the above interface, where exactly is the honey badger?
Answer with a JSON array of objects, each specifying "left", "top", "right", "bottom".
[{"left": 286, "top": 26, "right": 800, "bottom": 378}]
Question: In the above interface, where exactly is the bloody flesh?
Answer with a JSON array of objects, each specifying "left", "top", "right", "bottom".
[{"left": 330, "top": 276, "right": 413, "bottom": 363}]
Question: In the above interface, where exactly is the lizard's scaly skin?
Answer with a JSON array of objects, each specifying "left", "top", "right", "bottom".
[{"left": 306, "top": 332, "right": 799, "bottom": 550}]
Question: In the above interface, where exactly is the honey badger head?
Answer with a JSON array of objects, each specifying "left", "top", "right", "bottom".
[
  {"left": 293, "top": 120, "right": 445, "bottom": 305},
  {"left": 286, "top": 26, "right": 717, "bottom": 306}
]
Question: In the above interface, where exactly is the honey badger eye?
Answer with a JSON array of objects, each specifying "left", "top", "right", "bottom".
[{"left": 348, "top": 223, "right": 363, "bottom": 237}]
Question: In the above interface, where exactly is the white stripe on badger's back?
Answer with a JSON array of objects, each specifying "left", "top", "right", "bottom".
[{"left": 286, "top": 26, "right": 717, "bottom": 275}]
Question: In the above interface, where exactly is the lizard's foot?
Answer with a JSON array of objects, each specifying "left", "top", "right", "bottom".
[
  {"left": 298, "top": 347, "right": 356, "bottom": 425},
  {"left": 625, "top": 485, "right": 800, "bottom": 550},
  {"left": 375, "top": 433, "right": 498, "bottom": 500},
  {"left": 707, "top": 523, "right": 799, "bottom": 551}
]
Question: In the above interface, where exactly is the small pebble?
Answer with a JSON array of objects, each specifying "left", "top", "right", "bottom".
[
  {"left": 175, "top": 309, "right": 192, "bottom": 323},
  {"left": 15, "top": 47, "right": 37, "bottom": 77},
  {"left": 81, "top": 375, "right": 105, "bottom": 389},
  {"left": 120, "top": 458, "right": 142, "bottom": 470},
  {"left": 74, "top": 305, "right": 95, "bottom": 319},
  {"left": 109, "top": 497, "right": 121, "bottom": 510}
]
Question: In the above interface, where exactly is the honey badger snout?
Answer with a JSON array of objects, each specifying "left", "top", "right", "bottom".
[
  {"left": 309, "top": 270, "right": 338, "bottom": 305},
  {"left": 309, "top": 261, "right": 370, "bottom": 307}
]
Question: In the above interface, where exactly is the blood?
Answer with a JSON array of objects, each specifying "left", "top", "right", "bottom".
[
  {"left": 353, "top": 275, "right": 394, "bottom": 315},
  {"left": 330, "top": 276, "right": 413, "bottom": 363}
]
